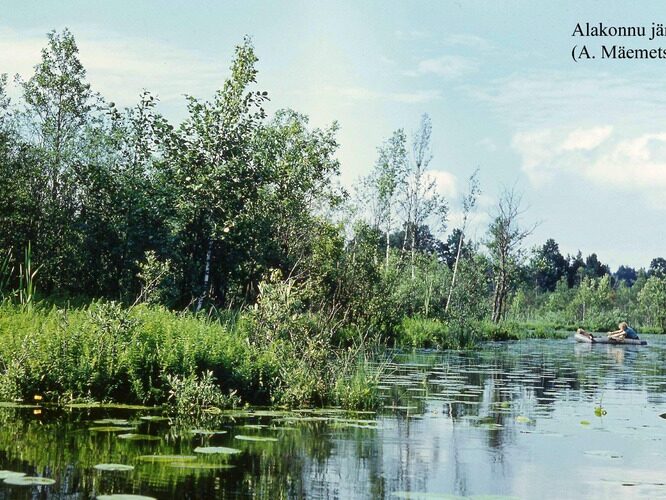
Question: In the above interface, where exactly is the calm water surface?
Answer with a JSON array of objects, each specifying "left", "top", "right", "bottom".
[{"left": 2, "top": 337, "right": 666, "bottom": 499}]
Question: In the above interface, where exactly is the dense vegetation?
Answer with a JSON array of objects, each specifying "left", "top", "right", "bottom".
[{"left": 0, "top": 30, "right": 664, "bottom": 408}]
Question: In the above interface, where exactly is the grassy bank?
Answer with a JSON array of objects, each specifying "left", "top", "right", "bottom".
[
  {"left": 0, "top": 301, "right": 380, "bottom": 411},
  {"left": 394, "top": 316, "right": 664, "bottom": 349}
]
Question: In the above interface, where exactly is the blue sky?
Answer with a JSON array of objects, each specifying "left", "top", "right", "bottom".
[{"left": 1, "top": 1, "right": 665, "bottom": 269}]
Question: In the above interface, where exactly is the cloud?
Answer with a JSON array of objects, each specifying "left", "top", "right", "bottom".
[
  {"left": 468, "top": 70, "right": 666, "bottom": 130},
  {"left": 425, "top": 170, "right": 457, "bottom": 198},
  {"left": 415, "top": 55, "right": 478, "bottom": 79},
  {"left": 323, "top": 85, "right": 441, "bottom": 104},
  {"left": 395, "top": 29, "right": 431, "bottom": 41},
  {"left": 443, "top": 34, "right": 492, "bottom": 50},
  {"left": 512, "top": 125, "right": 666, "bottom": 207},
  {"left": 561, "top": 126, "right": 613, "bottom": 151}
]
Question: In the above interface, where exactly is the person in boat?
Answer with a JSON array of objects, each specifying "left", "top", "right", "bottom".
[
  {"left": 577, "top": 322, "right": 640, "bottom": 342},
  {"left": 607, "top": 321, "right": 640, "bottom": 341}
]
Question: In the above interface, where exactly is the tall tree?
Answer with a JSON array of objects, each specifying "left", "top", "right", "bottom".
[
  {"left": 159, "top": 37, "right": 268, "bottom": 310},
  {"left": 400, "top": 114, "right": 448, "bottom": 278},
  {"left": 487, "top": 189, "right": 534, "bottom": 322},
  {"left": 16, "top": 28, "right": 98, "bottom": 290},
  {"left": 649, "top": 257, "right": 666, "bottom": 278},
  {"left": 445, "top": 169, "right": 480, "bottom": 312},
  {"left": 365, "top": 129, "right": 407, "bottom": 269},
  {"left": 530, "top": 238, "right": 568, "bottom": 292}
]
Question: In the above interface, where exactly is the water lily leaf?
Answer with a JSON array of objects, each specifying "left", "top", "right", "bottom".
[
  {"left": 169, "top": 462, "right": 235, "bottom": 470},
  {"left": 117, "top": 433, "right": 161, "bottom": 441},
  {"left": 241, "top": 424, "right": 267, "bottom": 429},
  {"left": 4, "top": 476, "right": 56, "bottom": 486},
  {"left": 138, "top": 455, "right": 196, "bottom": 463},
  {"left": 0, "top": 471, "right": 26, "bottom": 479},
  {"left": 139, "top": 415, "right": 169, "bottom": 422},
  {"left": 188, "top": 429, "right": 227, "bottom": 436},
  {"left": 235, "top": 435, "right": 278, "bottom": 442},
  {"left": 94, "top": 463, "right": 135, "bottom": 471},
  {"left": 515, "top": 416, "right": 532, "bottom": 424},
  {"left": 580, "top": 420, "right": 591, "bottom": 426},
  {"left": 93, "top": 419, "right": 130, "bottom": 425},
  {"left": 67, "top": 403, "right": 153, "bottom": 410},
  {"left": 89, "top": 426, "right": 135, "bottom": 432},
  {"left": 194, "top": 446, "right": 242, "bottom": 454},
  {"left": 97, "top": 495, "right": 157, "bottom": 500},
  {"left": 88, "top": 425, "right": 134, "bottom": 432},
  {"left": 0, "top": 402, "right": 40, "bottom": 408}
]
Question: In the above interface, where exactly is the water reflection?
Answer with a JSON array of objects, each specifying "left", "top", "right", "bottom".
[{"left": 1, "top": 337, "right": 666, "bottom": 498}]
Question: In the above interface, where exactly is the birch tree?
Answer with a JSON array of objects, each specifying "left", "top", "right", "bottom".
[
  {"left": 401, "top": 114, "right": 448, "bottom": 278},
  {"left": 160, "top": 37, "right": 267, "bottom": 311},
  {"left": 445, "top": 169, "right": 480, "bottom": 312},
  {"left": 487, "top": 189, "right": 534, "bottom": 322}
]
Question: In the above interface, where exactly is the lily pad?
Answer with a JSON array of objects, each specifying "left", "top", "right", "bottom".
[
  {"left": 0, "top": 402, "right": 40, "bottom": 409},
  {"left": 138, "top": 454, "right": 197, "bottom": 463},
  {"left": 67, "top": 403, "right": 153, "bottom": 410},
  {"left": 188, "top": 429, "right": 227, "bottom": 436},
  {"left": 235, "top": 435, "right": 278, "bottom": 442},
  {"left": 580, "top": 420, "right": 591, "bottom": 426},
  {"left": 117, "top": 433, "right": 161, "bottom": 441},
  {"left": 94, "top": 463, "right": 135, "bottom": 471},
  {"left": 4, "top": 476, "right": 56, "bottom": 486},
  {"left": 169, "top": 462, "right": 236, "bottom": 470},
  {"left": 97, "top": 496, "right": 157, "bottom": 500},
  {"left": 89, "top": 426, "right": 135, "bottom": 432},
  {"left": 194, "top": 446, "right": 242, "bottom": 455},
  {"left": 515, "top": 416, "right": 532, "bottom": 424},
  {"left": 139, "top": 415, "right": 169, "bottom": 422},
  {"left": 93, "top": 419, "right": 130, "bottom": 425},
  {"left": 0, "top": 471, "right": 26, "bottom": 479}
]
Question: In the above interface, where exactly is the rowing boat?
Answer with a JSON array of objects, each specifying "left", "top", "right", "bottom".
[{"left": 574, "top": 332, "right": 647, "bottom": 345}]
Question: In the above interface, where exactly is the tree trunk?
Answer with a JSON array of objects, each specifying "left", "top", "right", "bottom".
[
  {"left": 196, "top": 238, "right": 212, "bottom": 312},
  {"left": 445, "top": 233, "right": 464, "bottom": 313}
]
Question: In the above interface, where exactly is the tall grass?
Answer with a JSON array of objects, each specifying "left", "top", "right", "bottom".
[{"left": 0, "top": 300, "right": 380, "bottom": 410}]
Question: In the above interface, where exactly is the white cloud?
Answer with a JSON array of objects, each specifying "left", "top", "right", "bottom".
[
  {"left": 444, "top": 34, "right": 492, "bottom": 50},
  {"left": 425, "top": 170, "right": 457, "bottom": 198},
  {"left": 416, "top": 55, "right": 478, "bottom": 79},
  {"left": 468, "top": 70, "right": 666, "bottom": 130},
  {"left": 512, "top": 125, "right": 666, "bottom": 207},
  {"left": 561, "top": 126, "right": 613, "bottom": 151},
  {"left": 323, "top": 85, "right": 441, "bottom": 104}
]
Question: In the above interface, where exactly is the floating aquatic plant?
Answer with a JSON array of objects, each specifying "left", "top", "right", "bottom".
[
  {"left": 94, "top": 464, "right": 135, "bottom": 471},
  {"left": 194, "top": 446, "right": 242, "bottom": 454},
  {"left": 235, "top": 435, "right": 278, "bottom": 442},
  {"left": 4, "top": 476, "right": 56, "bottom": 486}
]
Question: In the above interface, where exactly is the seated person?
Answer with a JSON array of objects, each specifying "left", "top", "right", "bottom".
[
  {"left": 608, "top": 321, "right": 639, "bottom": 341},
  {"left": 576, "top": 327, "right": 595, "bottom": 340},
  {"left": 577, "top": 323, "right": 640, "bottom": 342}
]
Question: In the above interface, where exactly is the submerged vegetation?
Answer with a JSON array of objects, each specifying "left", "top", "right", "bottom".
[{"left": 0, "top": 29, "right": 665, "bottom": 410}]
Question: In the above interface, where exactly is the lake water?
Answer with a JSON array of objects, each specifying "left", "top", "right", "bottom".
[{"left": 1, "top": 336, "right": 666, "bottom": 499}]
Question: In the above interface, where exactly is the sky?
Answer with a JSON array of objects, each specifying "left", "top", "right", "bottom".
[{"left": 1, "top": 0, "right": 665, "bottom": 270}]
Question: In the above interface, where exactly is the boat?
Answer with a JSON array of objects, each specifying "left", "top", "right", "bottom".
[{"left": 574, "top": 332, "right": 647, "bottom": 345}]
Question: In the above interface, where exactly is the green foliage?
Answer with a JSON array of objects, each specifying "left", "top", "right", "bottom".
[
  {"left": 166, "top": 370, "right": 240, "bottom": 415},
  {"left": 639, "top": 276, "right": 666, "bottom": 332}
]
